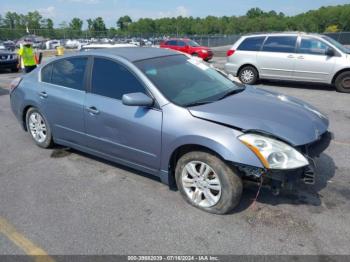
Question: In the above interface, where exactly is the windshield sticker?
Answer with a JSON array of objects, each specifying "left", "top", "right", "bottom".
[{"left": 187, "top": 58, "right": 209, "bottom": 71}]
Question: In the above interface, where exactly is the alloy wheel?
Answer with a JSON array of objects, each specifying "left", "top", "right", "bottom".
[
  {"left": 241, "top": 69, "right": 254, "bottom": 83},
  {"left": 181, "top": 161, "right": 222, "bottom": 208},
  {"left": 28, "top": 112, "right": 47, "bottom": 143}
]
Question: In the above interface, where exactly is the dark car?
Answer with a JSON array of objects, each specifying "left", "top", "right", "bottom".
[
  {"left": 3, "top": 40, "right": 16, "bottom": 51},
  {"left": 10, "top": 47, "right": 331, "bottom": 214},
  {"left": 160, "top": 38, "right": 213, "bottom": 61},
  {"left": 0, "top": 50, "right": 19, "bottom": 72}
]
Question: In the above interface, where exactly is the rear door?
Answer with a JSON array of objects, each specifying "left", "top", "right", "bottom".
[
  {"left": 39, "top": 56, "right": 88, "bottom": 144},
  {"left": 84, "top": 57, "right": 162, "bottom": 171},
  {"left": 164, "top": 40, "right": 177, "bottom": 51},
  {"left": 257, "top": 35, "right": 297, "bottom": 80},
  {"left": 293, "top": 36, "right": 337, "bottom": 82}
]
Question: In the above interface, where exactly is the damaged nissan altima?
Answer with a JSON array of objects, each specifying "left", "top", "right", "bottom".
[{"left": 10, "top": 48, "right": 331, "bottom": 214}]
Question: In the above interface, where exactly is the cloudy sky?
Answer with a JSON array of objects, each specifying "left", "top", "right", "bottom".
[{"left": 1, "top": 0, "right": 349, "bottom": 28}]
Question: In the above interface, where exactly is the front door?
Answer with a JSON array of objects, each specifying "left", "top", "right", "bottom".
[
  {"left": 84, "top": 57, "right": 162, "bottom": 172},
  {"left": 293, "top": 37, "right": 337, "bottom": 82},
  {"left": 257, "top": 35, "right": 298, "bottom": 80}
]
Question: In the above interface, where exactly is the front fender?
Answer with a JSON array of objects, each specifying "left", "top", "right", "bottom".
[{"left": 160, "top": 104, "right": 264, "bottom": 174}]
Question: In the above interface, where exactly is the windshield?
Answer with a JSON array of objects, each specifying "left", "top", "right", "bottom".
[
  {"left": 135, "top": 55, "right": 244, "bottom": 107},
  {"left": 188, "top": 40, "right": 200, "bottom": 47},
  {"left": 322, "top": 35, "right": 350, "bottom": 54}
]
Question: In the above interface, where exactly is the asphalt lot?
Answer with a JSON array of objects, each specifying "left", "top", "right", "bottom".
[{"left": 0, "top": 55, "right": 350, "bottom": 256}]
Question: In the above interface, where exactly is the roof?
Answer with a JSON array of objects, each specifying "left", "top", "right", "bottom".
[
  {"left": 242, "top": 32, "right": 322, "bottom": 38},
  {"left": 89, "top": 47, "right": 178, "bottom": 62}
]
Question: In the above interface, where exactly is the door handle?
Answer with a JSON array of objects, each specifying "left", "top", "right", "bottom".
[
  {"left": 38, "top": 91, "right": 48, "bottom": 98},
  {"left": 287, "top": 55, "right": 295, "bottom": 58},
  {"left": 87, "top": 106, "right": 100, "bottom": 115}
]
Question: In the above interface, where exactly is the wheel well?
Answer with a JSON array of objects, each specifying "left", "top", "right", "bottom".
[
  {"left": 332, "top": 68, "right": 350, "bottom": 84},
  {"left": 168, "top": 144, "right": 223, "bottom": 190},
  {"left": 22, "top": 105, "right": 33, "bottom": 131},
  {"left": 238, "top": 64, "right": 259, "bottom": 77}
]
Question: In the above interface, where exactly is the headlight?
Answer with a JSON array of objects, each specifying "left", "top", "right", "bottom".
[
  {"left": 201, "top": 49, "right": 208, "bottom": 53},
  {"left": 238, "top": 133, "right": 309, "bottom": 169}
]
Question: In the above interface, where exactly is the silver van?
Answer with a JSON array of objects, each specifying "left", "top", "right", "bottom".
[{"left": 225, "top": 32, "right": 350, "bottom": 93}]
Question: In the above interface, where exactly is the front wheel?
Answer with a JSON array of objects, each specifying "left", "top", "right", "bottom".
[
  {"left": 238, "top": 66, "right": 258, "bottom": 85},
  {"left": 175, "top": 151, "right": 243, "bottom": 214},
  {"left": 335, "top": 71, "right": 350, "bottom": 93},
  {"left": 26, "top": 108, "right": 53, "bottom": 148}
]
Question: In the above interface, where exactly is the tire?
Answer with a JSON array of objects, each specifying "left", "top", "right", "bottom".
[
  {"left": 11, "top": 67, "right": 19, "bottom": 73},
  {"left": 334, "top": 71, "right": 350, "bottom": 93},
  {"left": 25, "top": 107, "right": 53, "bottom": 148},
  {"left": 238, "top": 66, "right": 258, "bottom": 85},
  {"left": 192, "top": 53, "right": 199, "bottom": 57},
  {"left": 175, "top": 151, "right": 243, "bottom": 214}
]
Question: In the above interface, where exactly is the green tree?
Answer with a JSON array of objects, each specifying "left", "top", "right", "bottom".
[
  {"left": 117, "top": 15, "right": 132, "bottom": 31},
  {"left": 69, "top": 17, "right": 83, "bottom": 37}
]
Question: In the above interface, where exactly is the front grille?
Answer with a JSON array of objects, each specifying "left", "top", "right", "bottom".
[{"left": 0, "top": 55, "right": 11, "bottom": 61}]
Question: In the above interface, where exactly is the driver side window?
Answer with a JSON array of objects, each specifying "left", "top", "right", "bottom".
[
  {"left": 299, "top": 37, "right": 329, "bottom": 56},
  {"left": 91, "top": 58, "right": 146, "bottom": 100}
]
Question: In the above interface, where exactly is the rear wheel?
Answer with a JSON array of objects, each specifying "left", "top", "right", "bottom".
[
  {"left": 238, "top": 66, "right": 258, "bottom": 85},
  {"left": 26, "top": 108, "right": 53, "bottom": 148},
  {"left": 175, "top": 151, "right": 243, "bottom": 214},
  {"left": 335, "top": 71, "right": 350, "bottom": 93}
]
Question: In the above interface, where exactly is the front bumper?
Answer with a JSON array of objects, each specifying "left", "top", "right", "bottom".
[{"left": 239, "top": 131, "right": 332, "bottom": 192}]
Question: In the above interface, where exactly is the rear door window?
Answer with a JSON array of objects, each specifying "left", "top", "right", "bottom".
[
  {"left": 41, "top": 63, "right": 53, "bottom": 83},
  {"left": 166, "top": 40, "right": 177, "bottom": 46},
  {"left": 237, "top": 36, "right": 266, "bottom": 51},
  {"left": 177, "top": 41, "right": 186, "bottom": 47},
  {"left": 298, "top": 37, "right": 329, "bottom": 55},
  {"left": 91, "top": 57, "right": 146, "bottom": 100},
  {"left": 262, "top": 36, "right": 297, "bottom": 53},
  {"left": 51, "top": 57, "right": 88, "bottom": 90}
]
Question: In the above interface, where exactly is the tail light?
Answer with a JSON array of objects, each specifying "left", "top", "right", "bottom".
[
  {"left": 9, "top": 77, "right": 22, "bottom": 93},
  {"left": 227, "top": 49, "right": 235, "bottom": 57}
]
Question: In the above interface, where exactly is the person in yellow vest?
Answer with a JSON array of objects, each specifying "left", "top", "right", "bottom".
[{"left": 17, "top": 40, "right": 37, "bottom": 73}]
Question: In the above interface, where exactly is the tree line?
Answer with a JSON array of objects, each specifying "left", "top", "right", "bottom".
[{"left": 0, "top": 4, "right": 350, "bottom": 40}]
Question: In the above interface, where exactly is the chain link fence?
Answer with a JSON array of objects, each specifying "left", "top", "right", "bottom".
[{"left": 1, "top": 28, "right": 349, "bottom": 48}]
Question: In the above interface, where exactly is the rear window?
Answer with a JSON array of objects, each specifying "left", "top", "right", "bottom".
[
  {"left": 237, "top": 36, "right": 266, "bottom": 51},
  {"left": 262, "top": 36, "right": 297, "bottom": 53}
]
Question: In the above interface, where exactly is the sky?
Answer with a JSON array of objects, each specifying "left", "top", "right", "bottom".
[{"left": 1, "top": 0, "right": 349, "bottom": 28}]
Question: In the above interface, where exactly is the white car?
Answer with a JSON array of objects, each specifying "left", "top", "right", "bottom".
[
  {"left": 45, "top": 40, "right": 61, "bottom": 50},
  {"left": 79, "top": 43, "right": 137, "bottom": 51},
  {"left": 225, "top": 32, "right": 350, "bottom": 93}
]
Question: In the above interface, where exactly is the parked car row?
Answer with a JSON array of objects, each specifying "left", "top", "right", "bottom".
[{"left": 225, "top": 32, "right": 350, "bottom": 93}]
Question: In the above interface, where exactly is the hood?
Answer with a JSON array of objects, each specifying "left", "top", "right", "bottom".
[{"left": 189, "top": 86, "right": 329, "bottom": 146}]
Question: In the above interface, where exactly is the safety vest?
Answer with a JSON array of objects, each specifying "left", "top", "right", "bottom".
[{"left": 18, "top": 46, "right": 36, "bottom": 67}]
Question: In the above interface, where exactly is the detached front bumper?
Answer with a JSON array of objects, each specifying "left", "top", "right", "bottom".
[{"left": 240, "top": 131, "right": 332, "bottom": 193}]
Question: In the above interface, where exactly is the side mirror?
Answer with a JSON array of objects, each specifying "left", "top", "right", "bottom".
[
  {"left": 122, "top": 92, "right": 154, "bottom": 107},
  {"left": 325, "top": 47, "right": 335, "bottom": 57}
]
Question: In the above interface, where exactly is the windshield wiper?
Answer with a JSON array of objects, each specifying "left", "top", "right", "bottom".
[
  {"left": 218, "top": 88, "right": 245, "bottom": 100},
  {"left": 185, "top": 100, "right": 215, "bottom": 107}
]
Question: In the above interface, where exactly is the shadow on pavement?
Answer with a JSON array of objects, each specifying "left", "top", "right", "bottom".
[{"left": 258, "top": 79, "right": 335, "bottom": 92}]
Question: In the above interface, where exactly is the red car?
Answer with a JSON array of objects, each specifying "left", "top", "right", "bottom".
[{"left": 160, "top": 38, "right": 213, "bottom": 61}]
